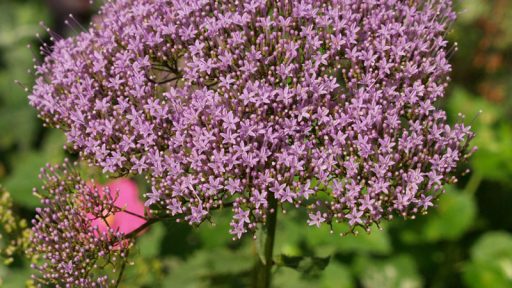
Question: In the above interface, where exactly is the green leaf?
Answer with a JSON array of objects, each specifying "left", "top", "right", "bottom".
[
  {"left": 422, "top": 187, "right": 477, "bottom": 242},
  {"left": 272, "top": 268, "right": 317, "bottom": 288},
  {"left": 3, "top": 133, "right": 64, "bottom": 208},
  {"left": 0, "top": 266, "right": 32, "bottom": 288},
  {"left": 122, "top": 257, "right": 166, "bottom": 288},
  {"left": 457, "top": 0, "right": 490, "bottom": 23},
  {"left": 196, "top": 209, "right": 234, "bottom": 249},
  {"left": 471, "top": 231, "right": 512, "bottom": 262},
  {"left": 162, "top": 246, "right": 254, "bottom": 288},
  {"left": 447, "top": 87, "right": 512, "bottom": 182},
  {"left": 137, "top": 222, "right": 165, "bottom": 258},
  {"left": 305, "top": 223, "right": 392, "bottom": 255},
  {"left": 41, "top": 129, "right": 66, "bottom": 157},
  {"left": 3, "top": 152, "right": 47, "bottom": 207},
  {"left": 0, "top": 107, "right": 37, "bottom": 150},
  {"left": 273, "top": 263, "right": 354, "bottom": 288},
  {"left": 276, "top": 211, "right": 391, "bottom": 256},
  {"left": 471, "top": 123, "right": 512, "bottom": 182},
  {"left": 353, "top": 254, "right": 422, "bottom": 288},
  {"left": 319, "top": 262, "right": 354, "bottom": 288},
  {"left": 276, "top": 254, "right": 331, "bottom": 276},
  {"left": 0, "top": 2, "right": 48, "bottom": 48},
  {"left": 463, "top": 232, "right": 512, "bottom": 288},
  {"left": 464, "top": 262, "right": 512, "bottom": 288},
  {"left": 204, "top": 248, "right": 254, "bottom": 275}
]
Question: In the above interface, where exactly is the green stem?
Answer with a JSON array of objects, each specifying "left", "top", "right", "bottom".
[
  {"left": 124, "top": 217, "right": 162, "bottom": 239},
  {"left": 123, "top": 201, "right": 235, "bottom": 240},
  {"left": 114, "top": 248, "right": 130, "bottom": 288},
  {"left": 255, "top": 192, "right": 278, "bottom": 288},
  {"left": 465, "top": 172, "right": 482, "bottom": 196}
]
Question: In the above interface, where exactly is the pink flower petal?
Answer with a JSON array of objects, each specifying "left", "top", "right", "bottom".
[
  {"left": 87, "top": 178, "right": 147, "bottom": 235},
  {"left": 107, "top": 179, "right": 147, "bottom": 234}
]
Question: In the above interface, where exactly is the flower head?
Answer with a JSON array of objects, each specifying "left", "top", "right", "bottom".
[
  {"left": 30, "top": 160, "right": 133, "bottom": 287},
  {"left": 30, "top": 0, "right": 475, "bottom": 237}
]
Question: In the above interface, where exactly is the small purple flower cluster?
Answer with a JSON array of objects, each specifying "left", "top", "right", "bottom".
[
  {"left": 30, "top": 160, "right": 132, "bottom": 287},
  {"left": 30, "top": 0, "right": 474, "bottom": 238}
]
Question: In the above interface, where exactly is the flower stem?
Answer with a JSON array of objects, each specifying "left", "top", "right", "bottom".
[
  {"left": 123, "top": 201, "right": 235, "bottom": 240},
  {"left": 465, "top": 172, "right": 482, "bottom": 196},
  {"left": 255, "top": 192, "right": 278, "bottom": 288},
  {"left": 114, "top": 248, "right": 130, "bottom": 287}
]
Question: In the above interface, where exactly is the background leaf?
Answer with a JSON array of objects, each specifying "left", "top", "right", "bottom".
[
  {"left": 276, "top": 254, "right": 330, "bottom": 275},
  {"left": 353, "top": 254, "right": 423, "bottom": 288},
  {"left": 422, "top": 188, "right": 477, "bottom": 242},
  {"left": 463, "top": 232, "right": 512, "bottom": 288}
]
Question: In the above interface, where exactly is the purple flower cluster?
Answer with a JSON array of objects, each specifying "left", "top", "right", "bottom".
[
  {"left": 30, "top": 160, "right": 132, "bottom": 287},
  {"left": 30, "top": 0, "right": 474, "bottom": 237}
]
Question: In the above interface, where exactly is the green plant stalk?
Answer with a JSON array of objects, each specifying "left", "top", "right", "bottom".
[
  {"left": 465, "top": 172, "right": 482, "bottom": 196},
  {"left": 255, "top": 191, "right": 278, "bottom": 288}
]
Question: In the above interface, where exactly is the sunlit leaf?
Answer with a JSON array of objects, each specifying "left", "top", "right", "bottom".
[
  {"left": 275, "top": 254, "right": 330, "bottom": 276},
  {"left": 353, "top": 254, "right": 422, "bottom": 288},
  {"left": 3, "top": 131, "right": 64, "bottom": 207},
  {"left": 137, "top": 222, "right": 166, "bottom": 258},
  {"left": 422, "top": 187, "right": 477, "bottom": 242},
  {"left": 463, "top": 232, "right": 512, "bottom": 288},
  {"left": 196, "top": 209, "right": 234, "bottom": 249},
  {"left": 320, "top": 262, "right": 354, "bottom": 288},
  {"left": 447, "top": 87, "right": 512, "bottom": 182}
]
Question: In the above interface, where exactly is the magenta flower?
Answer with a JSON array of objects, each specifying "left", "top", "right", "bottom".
[{"left": 89, "top": 178, "right": 147, "bottom": 235}]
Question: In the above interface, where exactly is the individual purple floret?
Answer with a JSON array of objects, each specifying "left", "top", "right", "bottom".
[
  {"left": 30, "top": 0, "right": 475, "bottom": 237},
  {"left": 29, "top": 160, "right": 132, "bottom": 287}
]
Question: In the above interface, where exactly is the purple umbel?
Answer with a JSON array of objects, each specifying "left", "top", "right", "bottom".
[
  {"left": 30, "top": 160, "right": 132, "bottom": 287},
  {"left": 30, "top": 0, "right": 474, "bottom": 239}
]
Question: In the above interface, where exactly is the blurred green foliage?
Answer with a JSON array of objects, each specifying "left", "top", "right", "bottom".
[{"left": 1, "top": 0, "right": 512, "bottom": 287}]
